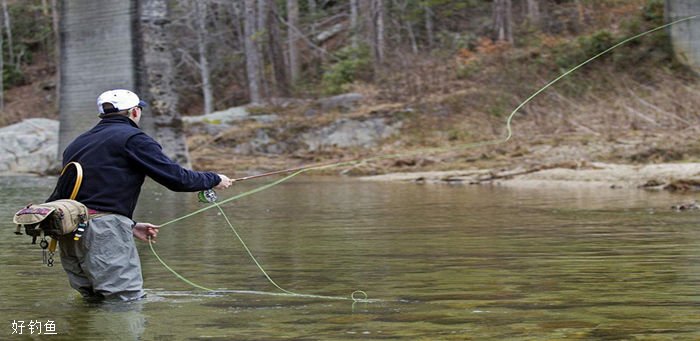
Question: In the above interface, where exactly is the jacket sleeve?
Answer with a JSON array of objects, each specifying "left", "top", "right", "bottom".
[{"left": 124, "top": 133, "right": 221, "bottom": 192}]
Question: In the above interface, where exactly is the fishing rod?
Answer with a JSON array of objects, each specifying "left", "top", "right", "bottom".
[
  {"left": 197, "top": 158, "right": 363, "bottom": 203},
  {"left": 230, "top": 159, "right": 351, "bottom": 182}
]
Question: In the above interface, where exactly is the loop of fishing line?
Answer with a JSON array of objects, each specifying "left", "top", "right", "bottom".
[
  {"left": 150, "top": 15, "right": 700, "bottom": 301},
  {"left": 149, "top": 203, "right": 378, "bottom": 303},
  {"left": 148, "top": 238, "right": 378, "bottom": 303}
]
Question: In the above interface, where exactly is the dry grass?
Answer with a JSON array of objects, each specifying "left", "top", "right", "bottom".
[{"left": 190, "top": 60, "right": 700, "bottom": 175}]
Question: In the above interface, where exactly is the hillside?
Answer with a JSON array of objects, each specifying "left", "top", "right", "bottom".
[
  {"left": 3, "top": 0, "right": 700, "bottom": 177},
  {"left": 187, "top": 1, "right": 700, "bottom": 176}
]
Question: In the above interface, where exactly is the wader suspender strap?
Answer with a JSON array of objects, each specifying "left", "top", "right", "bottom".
[{"left": 48, "top": 162, "right": 84, "bottom": 253}]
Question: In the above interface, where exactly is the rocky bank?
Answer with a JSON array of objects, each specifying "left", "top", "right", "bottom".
[
  {"left": 360, "top": 161, "right": 700, "bottom": 191},
  {"left": 6, "top": 108, "right": 700, "bottom": 194},
  {"left": 0, "top": 118, "right": 59, "bottom": 175}
]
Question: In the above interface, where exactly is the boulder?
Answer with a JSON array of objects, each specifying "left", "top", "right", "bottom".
[
  {"left": 301, "top": 118, "right": 401, "bottom": 151},
  {"left": 315, "top": 23, "right": 345, "bottom": 44},
  {"left": 317, "top": 93, "right": 364, "bottom": 112},
  {"left": 233, "top": 128, "right": 292, "bottom": 155},
  {"left": 181, "top": 106, "right": 278, "bottom": 125},
  {"left": 0, "top": 118, "right": 60, "bottom": 174}
]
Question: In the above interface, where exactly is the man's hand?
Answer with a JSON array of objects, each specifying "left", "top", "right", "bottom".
[
  {"left": 215, "top": 174, "right": 234, "bottom": 189},
  {"left": 133, "top": 222, "right": 160, "bottom": 243}
]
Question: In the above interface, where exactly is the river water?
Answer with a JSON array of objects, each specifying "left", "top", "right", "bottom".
[{"left": 1, "top": 176, "right": 699, "bottom": 340}]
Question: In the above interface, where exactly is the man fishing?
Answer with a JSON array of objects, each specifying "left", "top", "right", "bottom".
[{"left": 55, "top": 89, "right": 233, "bottom": 301}]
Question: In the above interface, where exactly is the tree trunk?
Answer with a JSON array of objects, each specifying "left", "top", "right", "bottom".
[
  {"left": 2, "top": 0, "right": 13, "bottom": 64},
  {"left": 244, "top": 0, "right": 262, "bottom": 103},
  {"left": 307, "top": 0, "right": 316, "bottom": 35},
  {"left": 372, "top": 0, "right": 385, "bottom": 64},
  {"left": 51, "top": 0, "right": 60, "bottom": 110},
  {"left": 526, "top": 0, "right": 540, "bottom": 26},
  {"left": 506, "top": 0, "right": 513, "bottom": 43},
  {"left": 230, "top": 1, "right": 245, "bottom": 49},
  {"left": 287, "top": 0, "right": 300, "bottom": 84},
  {"left": 396, "top": 0, "right": 417, "bottom": 54},
  {"left": 574, "top": 0, "right": 585, "bottom": 25},
  {"left": 492, "top": 0, "right": 513, "bottom": 43},
  {"left": 257, "top": 0, "right": 267, "bottom": 33},
  {"left": 407, "top": 22, "right": 418, "bottom": 54},
  {"left": 267, "top": 0, "right": 288, "bottom": 95},
  {"left": 194, "top": 1, "right": 213, "bottom": 115},
  {"left": 58, "top": 0, "right": 138, "bottom": 157},
  {"left": 424, "top": 4, "right": 434, "bottom": 49},
  {"left": 257, "top": 0, "right": 270, "bottom": 97},
  {"left": 350, "top": 0, "right": 359, "bottom": 48},
  {"left": 140, "top": 0, "right": 190, "bottom": 166},
  {"left": 391, "top": 0, "right": 412, "bottom": 53}
]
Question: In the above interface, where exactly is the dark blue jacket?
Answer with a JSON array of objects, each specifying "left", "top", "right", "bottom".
[{"left": 61, "top": 115, "right": 221, "bottom": 218}]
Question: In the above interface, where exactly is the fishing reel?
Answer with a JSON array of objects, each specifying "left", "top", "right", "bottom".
[{"left": 197, "top": 189, "right": 218, "bottom": 203}]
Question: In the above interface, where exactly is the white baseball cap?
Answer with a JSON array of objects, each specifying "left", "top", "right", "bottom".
[{"left": 96, "top": 89, "right": 148, "bottom": 114}]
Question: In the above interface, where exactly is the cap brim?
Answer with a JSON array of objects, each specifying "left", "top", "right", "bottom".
[{"left": 138, "top": 100, "right": 148, "bottom": 108}]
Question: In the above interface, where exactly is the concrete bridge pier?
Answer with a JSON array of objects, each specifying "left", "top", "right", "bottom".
[{"left": 666, "top": 0, "right": 700, "bottom": 74}]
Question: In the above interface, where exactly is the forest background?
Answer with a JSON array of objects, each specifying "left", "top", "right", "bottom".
[{"left": 0, "top": 0, "right": 698, "bottom": 176}]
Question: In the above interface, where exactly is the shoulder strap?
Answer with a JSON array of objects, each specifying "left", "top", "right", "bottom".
[{"left": 61, "top": 162, "right": 83, "bottom": 200}]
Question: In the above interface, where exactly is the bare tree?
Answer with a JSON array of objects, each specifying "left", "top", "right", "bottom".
[
  {"left": 257, "top": 0, "right": 267, "bottom": 33},
  {"left": 266, "top": 0, "right": 288, "bottom": 95},
  {"left": 574, "top": 0, "right": 585, "bottom": 25},
  {"left": 307, "top": 0, "right": 316, "bottom": 36},
  {"left": 394, "top": 0, "right": 417, "bottom": 54},
  {"left": 2, "top": 0, "right": 12, "bottom": 64},
  {"left": 350, "top": 0, "right": 359, "bottom": 48},
  {"left": 371, "top": 0, "right": 385, "bottom": 64},
  {"left": 193, "top": 1, "right": 214, "bottom": 114},
  {"left": 257, "top": 0, "right": 270, "bottom": 96},
  {"left": 287, "top": 0, "right": 300, "bottom": 84},
  {"left": 230, "top": 1, "right": 246, "bottom": 49},
  {"left": 244, "top": 0, "right": 262, "bottom": 103},
  {"left": 424, "top": 4, "right": 434, "bottom": 49},
  {"left": 526, "top": 0, "right": 540, "bottom": 26},
  {"left": 492, "top": 0, "right": 513, "bottom": 43}
]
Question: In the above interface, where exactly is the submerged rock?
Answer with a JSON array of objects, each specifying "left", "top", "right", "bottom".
[{"left": 671, "top": 200, "right": 700, "bottom": 211}]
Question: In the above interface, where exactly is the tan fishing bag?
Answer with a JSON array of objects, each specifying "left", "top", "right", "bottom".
[
  {"left": 11, "top": 162, "right": 90, "bottom": 266},
  {"left": 13, "top": 199, "right": 89, "bottom": 238},
  {"left": 12, "top": 162, "right": 89, "bottom": 249}
]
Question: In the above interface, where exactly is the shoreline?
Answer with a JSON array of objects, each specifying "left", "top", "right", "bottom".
[
  {"left": 359, "top": 162, "right": 700, "bottom": 191},
  {"left": 5, "top": 161, "right": 700, "bottom": 192}
]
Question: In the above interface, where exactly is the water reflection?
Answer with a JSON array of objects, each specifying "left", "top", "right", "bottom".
[{"left": 60, "top": 300, "right": 145, "bottom": 340}]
